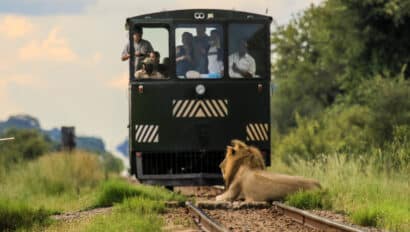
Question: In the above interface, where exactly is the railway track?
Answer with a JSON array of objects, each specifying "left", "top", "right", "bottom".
[
  {"left": 176, "top": 186, "right": 364, "bottom": 232},
  {"left": 124, "top": 179, "right": 367, "bottom": 231},
  {"left": 186, "top": 200, "right": 363, "bottom": 232}
]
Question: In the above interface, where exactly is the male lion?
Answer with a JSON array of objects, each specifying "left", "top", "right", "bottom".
[{"left": 216, "top": 140, "right": 321, "bottom": 202}]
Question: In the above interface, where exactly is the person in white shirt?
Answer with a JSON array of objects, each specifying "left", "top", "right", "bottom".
[
  {"left": 207, "top": 29, "right": 223, "bottom": 77},
  {"left": 229, "top": 40, "right": 256, "bottom": 78}
]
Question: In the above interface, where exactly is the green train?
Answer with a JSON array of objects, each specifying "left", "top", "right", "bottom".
[{"left": 126, "top": 9, "right": 272, "bottom": 186}]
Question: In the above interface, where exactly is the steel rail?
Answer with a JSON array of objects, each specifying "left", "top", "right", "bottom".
[
  {"left": 273, "top": 202, "right": 363, "bottom": 232},
  {"left": 186, "top": 201, "right": 228, "bottom": 232}
]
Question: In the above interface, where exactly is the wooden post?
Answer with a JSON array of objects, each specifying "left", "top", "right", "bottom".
[{"left": 61, "top": 127, "right": 76, "bottom": 152}]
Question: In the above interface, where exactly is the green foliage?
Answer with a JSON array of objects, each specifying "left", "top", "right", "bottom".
[
  {"left": 94, "top": 179, "right": 186, "bottom": 208},
  {"left": 275, "top": 106, "right": 372, "bottom": 162},
  {"left": 86, "top": 197, "right": 165, "bottom": 232},
  {"left": 350, "top": 206, "right": 383, "bottom": 228},
  {"left": 0, "top": 199, "right": 51, "bottom": 231},
  {"left": 0, "top": 129, "right": 51, "bottom": 169},
  {"left": 270, "top": 154, "right": 409, "bottom": 231},
  {"left": 350, "top": 76, "right": 410, "bottom": 146},
  {"left": 271, "top": 0, "right": 410, "bottom": 133},
  {"left": 85, "top": 182, "right": 184, "bottom": 232},
  {"left": 0, "top": 151, "right": 105, "bottom": 214},
  {"left": 84, "top": 211, "right": 162, "bottom": 232},
  {"left": 18, "top": 151, "right": 104, "bottom": 196},
  {"left": 286, "top": 189, "right": 332, "bottom": 210},
  {"left": 275, "top": 75, "right": 410, "bottom": 168},
  {"left": 117, "top": 197, "right": 166, "bottom": 214},
  {"left": 101, "top": 152, "right": 124, "bottom": 173}
]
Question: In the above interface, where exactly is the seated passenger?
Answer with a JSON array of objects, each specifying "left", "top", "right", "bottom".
[
  {"left": 229, "top": 39, "right": 256, "bottom": 78},
  {"left": 135, "top": 58, "right": 164, "bottom": 79},
  {"left": 149, "top": 51, "right": 160, "bottom": 67},
  {"left": 193, "top": 25, "right": 210, "bottom": 74},
  {"left": 159, "top": 57, "right": 169, "bottom": 77},
  {"left": 207, "top": 29, "right": 223, "bottom": 78},
  {"left": 176, "top": 32, "right": 195, "bottom": 77}
]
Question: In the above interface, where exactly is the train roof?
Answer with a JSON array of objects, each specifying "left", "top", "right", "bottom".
[{"left": 126, "top": 9, "right": 273, "bottom": 25}]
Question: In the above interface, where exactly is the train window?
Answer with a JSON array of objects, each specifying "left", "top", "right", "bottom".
[
  {"left": 228, "top": 24, "right": 266, "bottom": 78},
  {"left": 175, "top": 24, "right": 224, "bottom": 79},
  {"left": 131, "top": 26, "right": 169, "bottom": 79}
]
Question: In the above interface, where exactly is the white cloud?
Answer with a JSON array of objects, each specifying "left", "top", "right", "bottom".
[
  {"left": 0, "top": 75, "right": 37, "bottom": 118},
  {"left": 91, "top": 52, "right": 102, "bottom": 64},
  {"left": 0, "top": 15, "right": 34, "bottom": 39},
  {"left": 18, "top": 27, "right": 77, "bottom": 62},
  {"left": 107, "top": 72, "right": 128, "bottom": 90}
]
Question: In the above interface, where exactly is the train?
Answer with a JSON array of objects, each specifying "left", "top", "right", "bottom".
[{"left": 126, "top": 9, "right": 272, "bottom": 186}]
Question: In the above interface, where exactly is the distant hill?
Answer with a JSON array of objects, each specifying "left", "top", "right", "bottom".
[
  {"left": 0, "top": 114, "right": 106, "bottom": 154},
  {"left": 116, "top": 138, "right": 128, "bottom": 157}
]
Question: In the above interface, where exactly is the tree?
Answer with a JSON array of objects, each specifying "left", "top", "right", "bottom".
[
  {"left": 271, "top": 0, "right": 410, "bottom": 133},
  {"left": 0, "top": 129, "right": 51, "bottom": 169}
]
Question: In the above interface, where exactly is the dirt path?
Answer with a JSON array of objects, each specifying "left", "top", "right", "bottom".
[{"left": 51, "top": 207, "right": 112, "bottom": 223}]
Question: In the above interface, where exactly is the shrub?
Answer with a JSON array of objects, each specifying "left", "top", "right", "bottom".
[
  {"left": 0, "top": 129, "right": 51, "bottom": 170},
  {"left": 101, "top": 152, "right": 124, "bottom": 173},
  {"left": 275, "top": 105, "right": 372, "bottom": 163}
]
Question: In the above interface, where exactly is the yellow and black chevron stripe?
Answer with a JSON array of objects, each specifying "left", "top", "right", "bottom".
[
  {"left": 172, "top": 99, "right": 228, "bottom": 118},
  {"left": 135, "top": 124, "right": 159, "bottom": 143},
  {"left": 246, "top": 123, "right": 269, "bottom": 141}
]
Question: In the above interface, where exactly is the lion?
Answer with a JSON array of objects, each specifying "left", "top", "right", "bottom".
[{"left": 216, "top": 140, "right": 321, "bottom": 202}]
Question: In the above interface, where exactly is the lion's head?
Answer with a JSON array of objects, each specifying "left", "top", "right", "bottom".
[{"left": 219, "top": 140, "right": 265, "bottom": 188}]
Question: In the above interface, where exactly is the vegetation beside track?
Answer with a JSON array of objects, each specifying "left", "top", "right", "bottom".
[
  {"left": 0, "top": 129, "right": 185, "bottom": 231},
  {"left": 272, "top": 154, "right": 409, "bottom": 231},
  {"left": 271, "top": 1, "right": 410, "bottom": 231}
]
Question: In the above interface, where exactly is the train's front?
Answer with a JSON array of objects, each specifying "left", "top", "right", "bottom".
[{"left": 127, "top": 10, "right": 272, "bottom": 186}]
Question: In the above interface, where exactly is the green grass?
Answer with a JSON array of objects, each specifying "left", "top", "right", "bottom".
[
  {"left": 0, "top": 150, "right": 187, "bottom": 231},
  {"left": 84, "top": 197, "right": 166, "bottom": 232},
  {"left": 0, "top": 151, "right": 105, "bottom": 212},
  {"left": 269, "top": 154, "right": 410, "bottom": 231},
  {"left": 0, "top": 151, "right": 106, "bottom": 230},
  {"left": 94, "top": 179, "right": 186, "bottom": 208},
  {"left": 0, "top": 199, "right": 51, "bottom": 231},
  {"left": 286, "top": 189, "right": 332, "bottom": 210}
]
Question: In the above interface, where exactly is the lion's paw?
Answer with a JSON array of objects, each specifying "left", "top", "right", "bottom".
[{"left": 215, "top": 194, "right": 224, "bottom": 201}]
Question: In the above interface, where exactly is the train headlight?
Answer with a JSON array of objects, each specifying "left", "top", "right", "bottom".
[{"left": 195, "top": 84, "right": 206, "bottom": 95}]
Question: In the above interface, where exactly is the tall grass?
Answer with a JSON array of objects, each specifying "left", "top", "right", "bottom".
[
  {"left": 0, "top": 151, "right": 104, "bottom": 211},
  {"left": 270, "top": 154, "right": 409, "bottom": 231},
  {"left": 0, "top": 151, "right": 105, "bottom": 230},
  {"left": 0, "top": 199, "right": 51, "bottom": 231},
  {"left": 94, "top": 179, "right": 186, "bottom": 208}
]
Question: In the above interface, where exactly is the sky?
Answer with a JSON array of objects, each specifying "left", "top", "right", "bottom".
[{"left": 0, "top": 0, "right": 323, "bottom": 159}]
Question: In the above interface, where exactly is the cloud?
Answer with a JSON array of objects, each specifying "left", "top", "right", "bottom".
[
  {"left": 91, "top": 52, "right": 102, "bottom": 64},
  {"left": 0, "top": 74, "right": 45, "bottom": 92},
  {"left": 0, "top": 0, "right": 96, "bottom": 15},
  {"left": 0, "top": 15, "right": 34, "bottom": 39},
  {"left": 0, "top": 75, "right": 37, "bottom": 115},
  {"left": 107, "top": 72, "right": 128, "bottom": 90},
  {"left": 18, "top": 27, "right": 77, "bottom": 62}
]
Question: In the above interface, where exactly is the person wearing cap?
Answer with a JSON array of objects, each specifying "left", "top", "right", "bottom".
[
  {"left": 135, "top": 58, "right": 164, "bottom": 79},
  {"left": 121, "top": 26, "right": 154, "bottom": 71}
]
